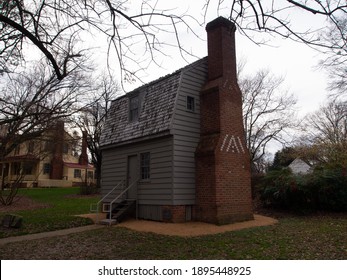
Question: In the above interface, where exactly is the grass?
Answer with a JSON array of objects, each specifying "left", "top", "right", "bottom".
[
  {"left": 0, "top": 187, "right": 98, "bottom": 238},
  {"left": 0, "top": 188, "right": 346, "bottom": 259},
  {"left": 0, "top": 214, "right": 346, "bottom": 259}
]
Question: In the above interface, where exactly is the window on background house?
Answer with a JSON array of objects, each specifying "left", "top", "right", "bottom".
[
  {"left": 87, "top": 171, "right": 93, "bottom": 179},
  {"left": 22, "top": 162, "right": 34, "bottom": 175},
  {"left": 129, "top": 96, "right": 139, "bottom": 122},
  {"left": 140, "top": 152, "right": 150, "bottom": 180},
  {"left": 43, "top": 163, "right": 51, "bottom": 174},
  {"left": 186, "top": 96, "right": 195, "bottom": 112},
  {"left": 74, "top": 169, "right": 81, "bottom": 178},
  {"left": 12, "top": 163, "right": 21, "bottom": 175}
]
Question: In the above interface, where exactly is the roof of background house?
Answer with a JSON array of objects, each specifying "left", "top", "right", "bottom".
[
  {"left": 289, "top": 158, "right": 313, "bottom": 167},
  {"left": 288, "top": 158, "right": 313, "bottom": 174},
  {"left": 100, "top": 57, "right": 208, "bottom": 148}
]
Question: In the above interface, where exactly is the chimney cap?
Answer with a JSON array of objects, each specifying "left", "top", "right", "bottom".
[{"left": 206, "top": 16, "right": 236, "bottom": 32}]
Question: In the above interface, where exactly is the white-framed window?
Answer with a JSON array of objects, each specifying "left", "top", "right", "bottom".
[
  {"left": 140, "top": 152, "right": 150, "bottom": 180},
  {"left": 186, "top": 96, "right": 195, "bottom": 112},
  {"left": 87, "top": 171, "right": 94, "bottom": 179},
  {"left": 43, "top": 163, "right": 51, "bottom": 174},
  {"left": 74, "top": 169, "right": 81, "bottom": 178}
]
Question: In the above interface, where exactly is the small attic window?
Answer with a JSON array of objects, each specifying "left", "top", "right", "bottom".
[
  {"left": 186, "top": 96, "right": 195, "bottom": 112},
  {"left": 129, "top": 96, "right": 139, "bottom": 122}
]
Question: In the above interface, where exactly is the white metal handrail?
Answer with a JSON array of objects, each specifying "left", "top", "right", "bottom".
[
  {"left": 90, "top": 180, "right": 125, "bottom": 223},
  {"left": 107, "top": 179, "right": 139, "bottom": 225}
]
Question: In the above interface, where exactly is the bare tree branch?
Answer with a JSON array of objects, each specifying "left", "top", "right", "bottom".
[{"left": 239, "top": 67, "right": 298, "bottom": 173}]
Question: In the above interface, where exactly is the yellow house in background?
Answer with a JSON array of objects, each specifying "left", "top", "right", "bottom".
[{"left": 0, "top": 122, "right": 95, "bottom": 188}]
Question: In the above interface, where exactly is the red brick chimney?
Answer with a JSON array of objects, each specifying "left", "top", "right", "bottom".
[
  {"left": 194, "top": 17, "right": 253, "bottom": 224},
  {"left": 50, "top": 121, "right": 64, "bottom": 179},
  {"left": 79, "top": 131, "right": 88, "bottom": 165}
]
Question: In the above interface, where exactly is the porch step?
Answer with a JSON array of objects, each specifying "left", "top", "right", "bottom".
[
  {"left": 108, "top": 199, "right": 136, "bottom": 223},
  {"left": 99, "top": 219, "right": 118, "bottom": 225},
  {"left": 98, "top": 199, "right": 136, "bottom": 225}
]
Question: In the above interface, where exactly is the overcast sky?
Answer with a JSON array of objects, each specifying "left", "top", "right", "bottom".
[{"left": 109, "top": 0, "right": 330, "bottom": 120}]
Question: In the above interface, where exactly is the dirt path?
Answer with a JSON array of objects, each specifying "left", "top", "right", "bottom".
[{"left": 78, "top": 213, "right": 278, "bottom": 237}]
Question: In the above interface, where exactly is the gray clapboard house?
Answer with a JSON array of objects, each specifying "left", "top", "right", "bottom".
[
  {"left": 99, "top": 17, "right": 253, "bottom": 224},
  {"left": 100, "top": 58, "right": 208, "bottom": 222}
]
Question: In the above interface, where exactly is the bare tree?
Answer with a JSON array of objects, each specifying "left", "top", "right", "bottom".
[
  {"left": 203, "top": 1, "right": 346, "bottom": 48},
  {"left": 0, "top": 62, "right": 89, "bottom": 198},
  {"left": 0, "top": 1, "right": 201, "bottom": 84},
  {"left": 76, "top": 73, "right": 122, "bottom": 188},
  {"left": 320, "top": 15, "right": 347, "bottom": 98},
  {"left": 239, "top": 68, "right": 298, "bottom": 173},
  {"left": 301, "top": 99, "right": 347, "bottom": 165}
]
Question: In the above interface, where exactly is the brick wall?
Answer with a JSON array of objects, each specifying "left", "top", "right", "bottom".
[
  {"left": 50, "top": 121, "right": 64, "bottom": 180},
  {"left": 194, "top": 17, "right": 253, "bottom": 225},
  {"left": 161, "top": 205, "right": 189, "bottom": 223}
]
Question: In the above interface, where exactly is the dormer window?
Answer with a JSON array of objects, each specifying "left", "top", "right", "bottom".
[
  {"left": 186, "top": 96, "right": 195, "bottom": 112},
  {"left": 129, "top": 96, "right": 139, "bottom": 122}
]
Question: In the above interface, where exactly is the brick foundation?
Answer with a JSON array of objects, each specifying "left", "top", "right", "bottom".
[{"left": 161, "top": 205, "right": 191, "bottom": 223}]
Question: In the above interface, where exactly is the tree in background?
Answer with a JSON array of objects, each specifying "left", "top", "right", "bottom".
[
  {"left": 3, "top": 1, "right": 346, "bottom": 87},
  {"left": 203, "top": 1, "right": 346, "bottom": 48},
  {"left": 239, "top": 67, "right": 298, "bottom": 173},
  {"left": 0, "top": 62, "right": 88, "bottom": 158},
  {"left": 0, "top": 1, "right": 200, "bottom": 84},
  {"left": 320, "top": 15, "right": 347, "bottom": 99},
  {"left": 301, "top": 99, "right": 347, "bottom": 166},
  {"left": 76, "top": 74, "right": 121, "bottom": 188},
  {"left": 0, "top": 62, "right": 89, "bottom": 203},
  {"left": 204, "top": 1, "right": 347, "bottom": 100}
]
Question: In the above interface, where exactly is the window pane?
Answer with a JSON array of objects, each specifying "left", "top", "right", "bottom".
[
  {"left": 187, "top": 96, "right": 195, "bottom": 111},
  {"left": 43, "top": 163, "right": 51, "bottom": 174},
  {"left": 74, "top": 169, "right": 81, "bottom": 178},
  {"left": 140, "top": 152, "right": 150, "bottom": 180}
]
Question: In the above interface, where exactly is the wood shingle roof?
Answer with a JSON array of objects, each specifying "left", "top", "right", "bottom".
[{"left": 100, "top": 58, "right": 207, "bottom": 148}]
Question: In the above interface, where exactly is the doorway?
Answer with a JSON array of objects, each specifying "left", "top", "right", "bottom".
[{"left": 127, "top": 155, "right": 138, "bottom": 200}]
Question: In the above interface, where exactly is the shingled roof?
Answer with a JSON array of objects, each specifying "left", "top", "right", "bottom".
[{"left": 100, "top": 57, "right": 208, "bottom": 148}]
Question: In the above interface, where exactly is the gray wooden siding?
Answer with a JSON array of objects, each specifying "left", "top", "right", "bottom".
[
  {"left": 171, "top": 62, "right": 208, "bottom": 205},
  {"left": 101, "top": 136, "right": 174, "bottom": 206}
]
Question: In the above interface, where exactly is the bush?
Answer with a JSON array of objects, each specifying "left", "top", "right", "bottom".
[
  {"left": 310, "top": 166, "right": 347, "bottom": 211},
  {"left": 259, "top": 165, "right": 347, "bottom": 212},
  {"left": 259, "top": 168, "right": 313, "bottom": 212}
]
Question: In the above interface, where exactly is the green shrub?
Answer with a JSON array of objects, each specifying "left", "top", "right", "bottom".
[
  {"left": 259, "top": 165, "right": 347, "bottom": 212},
  {"left": 310, "top": 166, "right": 347, "bottom": 211},
  {"left": 260, "top": 168, "right": 312, "bottom": 212}
]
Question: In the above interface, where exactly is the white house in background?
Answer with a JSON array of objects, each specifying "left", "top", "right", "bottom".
[{"left": 288, "top": 158, "right": 312, "bottom": 174}]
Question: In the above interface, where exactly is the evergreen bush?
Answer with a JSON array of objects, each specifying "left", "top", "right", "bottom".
[{"left": 259, "top": 165, "right": 347, "bottom": 212}]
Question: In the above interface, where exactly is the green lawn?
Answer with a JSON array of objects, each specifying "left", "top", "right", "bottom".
[
  {"left": 0, "top": 187, "right": 98, "bottom": 238},
  {"left": 0, "top": 214, "right": 346, "bottom": 259},
  {"left": 0, "top": 188, "right": 346, "bottom": 259}
]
